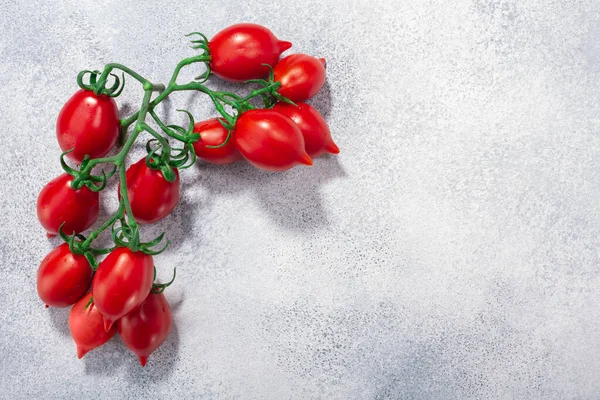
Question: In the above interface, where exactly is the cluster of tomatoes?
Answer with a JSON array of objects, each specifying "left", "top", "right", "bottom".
[{"left": 35, "top": 23, "right": 337, "bottom": 366}]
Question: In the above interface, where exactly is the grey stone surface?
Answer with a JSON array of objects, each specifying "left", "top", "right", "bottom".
[{"left": 1, "top": 0, "right": 600, "bottom": 398}]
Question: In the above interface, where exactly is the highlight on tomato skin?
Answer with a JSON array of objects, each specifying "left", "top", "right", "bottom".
[
  {"left": 37, "top": 243, "right": 92, "bottom": 308},
  {"left": 56, "top": 89, "right": 120, "bottom": 163},
  {"left": 36, "top": 173, "right": 100, "bottom": 236},
  {"left": 233, "top": 109, "right": 313, "bottom": 172},
  {"left": 209, "top": 23, "right": 292, "bottom": 82},
  {"left": 68, "top": 292, "right": 117, "bottom": 359},
  {"left": 272, "top": 102, "right": 339, "bottom": 158},
  {"left": 273, "top": 54, "right": 327, "bottom": 102},
  {"left": 91, "top": 248, "right": 155, "bottom": 332}
]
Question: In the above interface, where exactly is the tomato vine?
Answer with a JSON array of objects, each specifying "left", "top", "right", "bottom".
[{"left": 37, "top": 23, "right": 338, "bottom": 365}]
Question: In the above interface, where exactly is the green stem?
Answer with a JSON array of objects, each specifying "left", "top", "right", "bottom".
[
  {"left": 117, "top": 162, "right": 139, "bottom": 251},
  {"left": 119, "top": 54, "right": 211, "bottom": 126},
  {"left": 94, "top": 63, "right": 163, "bottom": 95},
  {"left": 240, "top": 82, "right": 281, "bottom": 102},
  {"left": 149, "top": 109, "right": 187, "bottom": 142},
  {"left": 81, "top": 199, "right": 125, "bottom": 249}
]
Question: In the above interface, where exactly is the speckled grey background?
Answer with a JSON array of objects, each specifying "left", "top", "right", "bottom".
[{"left": 1, "top": 0, "right": 600, "bottom": 398}]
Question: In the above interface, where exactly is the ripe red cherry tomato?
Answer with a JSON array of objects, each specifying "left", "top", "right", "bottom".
[
  {"left": 118, "top": 292, "right": 172, "bottom": 367},
  {"left": 56, "top": 89, "right": 120, "bottom": 163},
  {"left": 69, "top": 292, "right": 117, "bottom": 358},
  {"left": 272, "top": 102, "right": 339, "bottom": 158},
  {"left": 209, "top": 23, "right": 292, "bottom": 82},
  {"left": 274, "top": 54, "right": 326, "bottom": 102},
  {"left": 233, "top": 109, "right": 312, "bottom": 172},
  {"left": 91, "top": 248, "right": 154, "bottom": 331},
  {"left": 124, "top": 158, "right": 180, "bottom": 224},
  {"left": 37, "top": 243, "right": 92, "bottom": 308},
  {"left": 192, "top": 118, "right": 242, "bottom": 165},
  {"left": 37, "top": 173, "right": 100, "bottom": 236}
]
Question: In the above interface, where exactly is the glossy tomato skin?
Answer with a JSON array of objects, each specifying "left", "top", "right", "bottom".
[
  {"left": 56, "top": 89, "right": 120, "bottom": 163},
  {"left": 37, "top": 243, "right": 92, "bottom": 308},
  {"left": 274, "top": 54, "right": 326, "bottom": 102},
  {"left": 37, "top": 173, "right": 100, "bottom": 236},
  {"left": 69, "top": 292, "right": 117, "bottom": 358},
  {"left": 92, "top": 248, "right": 154, "bottom": 331},
  {"left": 124, "top": 158, "right": 180, "bottom": 224},
  {"left": 193, "top": 118, "right": 242, "bottom": 165},
  {"left": 209, "top": 23, "right": 292, "bottom": 82},
  {"left": 233, "top": 109, "right": 312, "bottom": 172},
  {"left": 272, "top": 102, "right": 339, "bottom": 158},
  {"left": 118, "top": 292, "right": 172, "bottom": 367}
]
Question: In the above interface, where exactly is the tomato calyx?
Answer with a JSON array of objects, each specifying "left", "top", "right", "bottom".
[
  {"left": 146, "top": 108, "right": 199, "bottom": 176},
  {"left": 244, "top": 64, "right": 297, "bottom": 108},
  {"left": 77, "top": 69, "right": 125, "bottom": 98},
  {"left": 151, "top": 266, "right": 177, "bottom": 294},
  {"left": 57, "top": 227, "right": 109, "bottom": 271},
  {"left": 60, "top": 150, "right": 116, "bottom": 192},
  {"left": 111, "top": 219, "right": 170, "bottom": 256},
  {"left": 185, "top": 32, "right": 212, "bottom": 82}
]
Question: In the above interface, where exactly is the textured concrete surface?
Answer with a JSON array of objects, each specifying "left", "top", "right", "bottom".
[{"left": 1, "top": 0, "right": 600, "bottom": 398}]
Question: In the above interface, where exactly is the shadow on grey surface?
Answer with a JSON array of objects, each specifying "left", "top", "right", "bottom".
[
  {"left": 157, "top": 172, "right": 205, "bottom": 252},
  {"left": 83, "top": 337, "right": 126, "bottom": 375},
  {"left": 48, "top": 307, "right": 71, "bottom": 337},
  {"left": 198, "top": 155, "right": 346, "bottom": 232},
  {"left": 308, "top": 80, "right": 332, "bottom": 119}
]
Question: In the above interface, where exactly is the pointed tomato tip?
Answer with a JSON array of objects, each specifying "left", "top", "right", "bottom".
[
  {"left": 76, "top": 346, "right": 89, "bottom": 359},
  {"left": 319, "top": 58, "right": 326, "bottom": 66},
  {"left": 138, "top": 355, "right": 148, "bottom": 367},
  {"left": 103, "top": 318, "right": 114, "bottom": 332},
  {"left": 46, "top": 232, "right": 56, "bottom": 238},
  {"left": 279, "top": 40, "right": 292, "bottom": 52},
  {"left": 298, "top": 153, "right": 313, "bottom": 166},
  {"left": 326, "top": 142, "right": 340, "bottom": 154}
]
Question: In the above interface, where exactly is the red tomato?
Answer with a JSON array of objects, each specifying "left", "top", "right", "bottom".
[
  {"left": 69, "top": 292, "right": 117, "bottom": 358},
  {"left": 91, "top": 248, "right": 154, "bottom": 331},
  {"left": 118, "top": 292, "right": 172, "bottom": 367},
  {"left": 123, "top": 158, "right": 180, "bottom": 224},
  {"left": 274, "top": 54, "right": 326, "bottom": 102},
  {"left": 192, "top": 118, "right": 242, "bottom": 165},
  {"left": 272, "top": 102, "right": 339, "bottom": 158},
  {"left": 37, "top": 243, "right": 92, "bottom": 308},
  {"left": 37, "top": 173, "right": 100, "bottom": 236},
  {"left": 209, "top": 23, "right": 292, "bottom": 82},
  {"left": 56, "top": 89, "right": 120, "bottom": 163},
  {"left": 233, "top": 109, "right": 312, "bottom": 171}
]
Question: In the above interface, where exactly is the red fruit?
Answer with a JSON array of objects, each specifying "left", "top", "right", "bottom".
[
  {"left": 272, "top": 102, "right": 339, "bottom": 158},
  {"left": 118, "top": 292, "right": 172, "bottom": 367},
  {"left": 193, "top": 118, "right": 242, "bottom": 165},
  {"left": 56, "top": 89, "right": 120, "bottom": 163},
  {"left": 69, "top": 292, "right": 117, "bottom": 358},
  {"left": 37, "top": 243, "right": 92, "bottom": 308},
  {"left": 233, "top": 109, "right": 312, "bottom": 172},
  {"left": 209, "top": 23, "right": 292, "bottom": 82},
  {"left": 37, "top": 173, "right": 100, "bottom": 236},
  {"left": 274, "top": 54, "right": 326, "bottom": 102},
  {"left": 91, "top": 248, "right": 154, "bottom": 331},
  {"left": 123, "top": 158, "right": 180, "bottom": 224}
]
